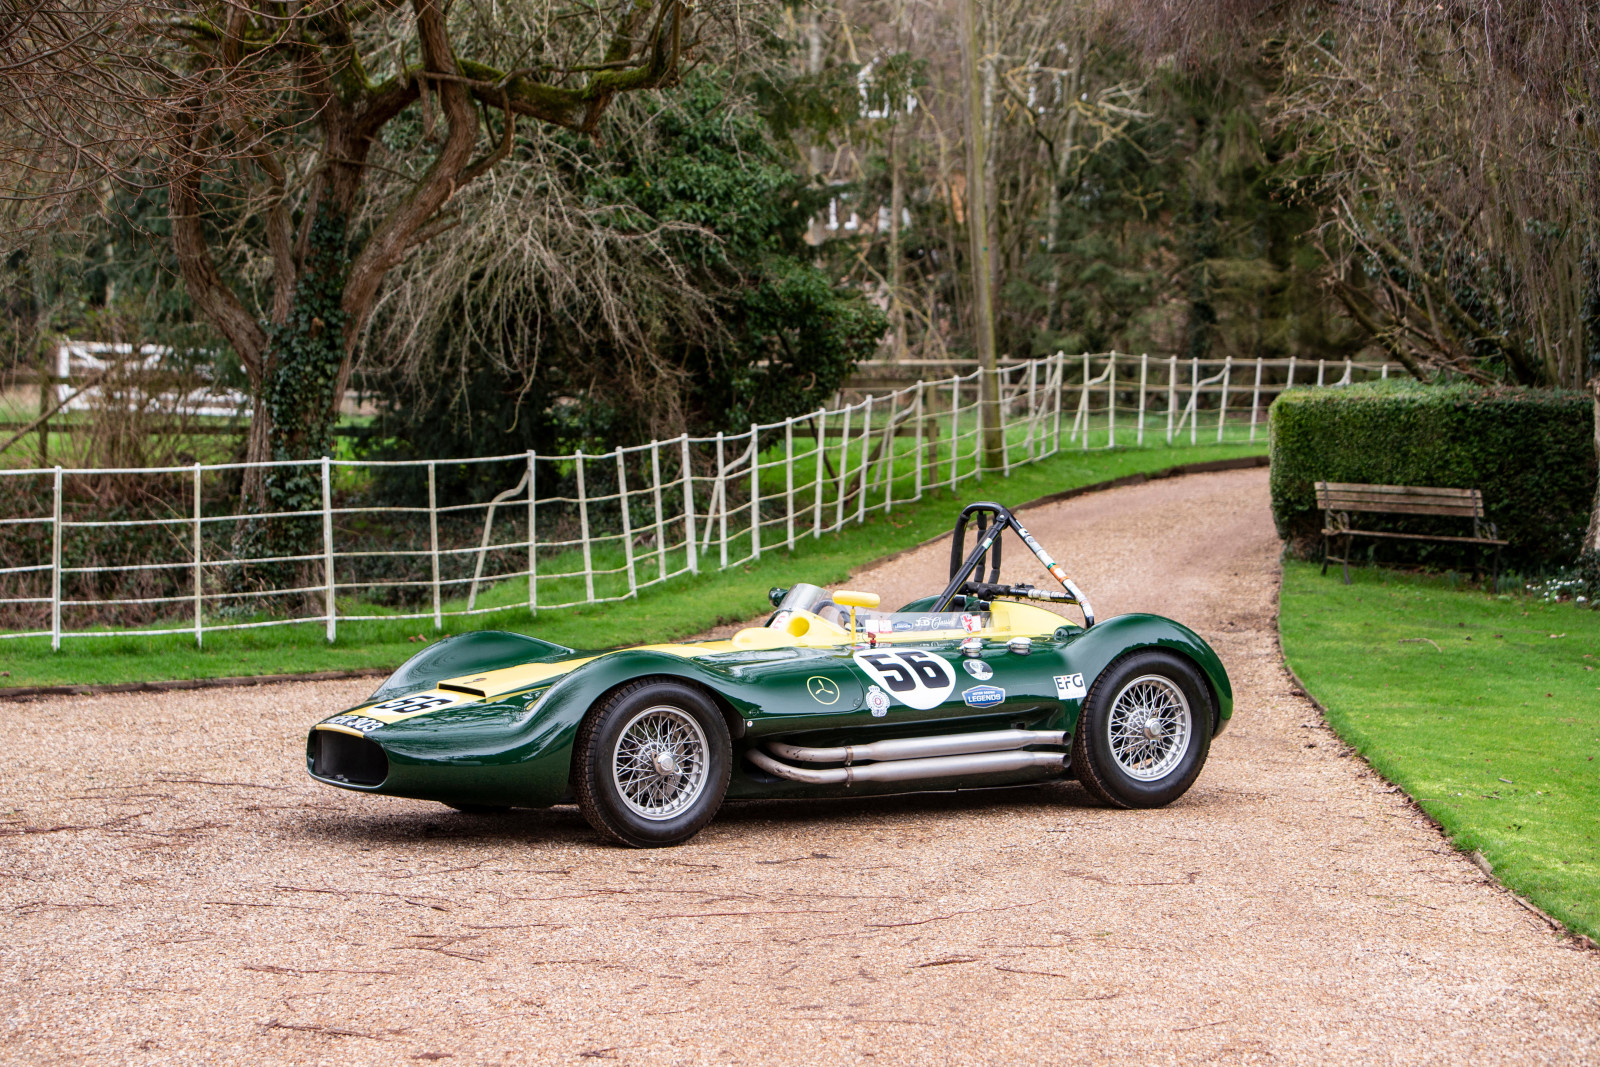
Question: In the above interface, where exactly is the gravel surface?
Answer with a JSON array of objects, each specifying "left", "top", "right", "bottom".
[{"left": 3, "top": 467, "right": 1596, "bottom": 1065}]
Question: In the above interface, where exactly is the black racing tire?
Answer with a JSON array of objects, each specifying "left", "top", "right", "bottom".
[
  {"left": 444, "top": 803, "right": 511, "bottom": 814},
  {"left": 1071, "top": 649, "right": 1213, "bottom": 809},
  {"left": 572, "top": 678, "right": 732, "bottom": 848}
]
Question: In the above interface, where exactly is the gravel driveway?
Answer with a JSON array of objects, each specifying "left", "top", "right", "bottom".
[{"left": 3, "top": 467, "right": 1596, "bottom": 1065}]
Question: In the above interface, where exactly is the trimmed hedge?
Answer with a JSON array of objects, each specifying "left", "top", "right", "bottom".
[{"left": 1270, "top": 381, "right": 1597, "bottom": 571}]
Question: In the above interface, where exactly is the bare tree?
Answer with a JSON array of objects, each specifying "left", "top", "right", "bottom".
[
  {"left": 0, "top": 0, "right": 159, "bottom": 238},
  {"left": 156, "top": 0, "right": 715, "bottom": 522}
]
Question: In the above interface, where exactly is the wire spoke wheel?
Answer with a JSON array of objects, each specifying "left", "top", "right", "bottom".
[
  {"left": 611, "top": 705, "right": 710, "bottom": 821},
  {"left": 1106, "top": 674, "right": 1192, "bottom": 782}
]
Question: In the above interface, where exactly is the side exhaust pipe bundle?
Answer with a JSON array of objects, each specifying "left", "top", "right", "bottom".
[{"left": 747, "top": 728, "right": 1067, "bottom": 785}]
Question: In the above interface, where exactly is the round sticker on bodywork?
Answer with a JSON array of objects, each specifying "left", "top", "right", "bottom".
[{"left": 852, "top": 649, "right": 957, "bottom": 711}]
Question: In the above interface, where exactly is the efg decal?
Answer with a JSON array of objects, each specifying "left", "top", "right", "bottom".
[
  {"left": 962, "top": 685, "right": 1005, "bottom": 708},
  {"left": 962, "top": 659, "right": 994, "bottom": 680},
  {"left": 1053, "top": 673, "right": 1087, "bottom": 700},
  {"left": 865, "top": 685, "right": 891, "bottom": 717}
]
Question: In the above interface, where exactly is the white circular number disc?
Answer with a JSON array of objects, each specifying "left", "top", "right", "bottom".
[{"left": 851, "top": 650, "right": 956, "bottom": 711}]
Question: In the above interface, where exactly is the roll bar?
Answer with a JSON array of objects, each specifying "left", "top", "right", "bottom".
[{"left": 930, "top": 502, "right": 1095, "bottom": 627}]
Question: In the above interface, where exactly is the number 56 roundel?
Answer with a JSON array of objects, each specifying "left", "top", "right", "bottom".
[{"left": 851, "top": 649, "right": 956, "bottom": 710}]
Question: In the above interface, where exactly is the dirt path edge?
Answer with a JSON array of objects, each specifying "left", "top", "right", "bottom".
[{"left": 1279, "top": 642, "right": 1599, "bottom": 954}]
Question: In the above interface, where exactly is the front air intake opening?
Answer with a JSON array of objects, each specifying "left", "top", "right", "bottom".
[{"left": 310, "top": 730, "right": 389, "bottom": 787}]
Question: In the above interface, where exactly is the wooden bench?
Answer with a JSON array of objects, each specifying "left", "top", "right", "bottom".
[{"left": 1316, "top": 482, "right": 1507, "bottom": 584}]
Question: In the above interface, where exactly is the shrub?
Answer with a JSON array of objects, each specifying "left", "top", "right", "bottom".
[{"left": 1269, "top": 380, "right": 1597, "bottom": 570}]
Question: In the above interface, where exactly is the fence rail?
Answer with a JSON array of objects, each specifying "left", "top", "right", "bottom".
[{"left": 0, "top": 352, "right": 1396, "bottom": 648}]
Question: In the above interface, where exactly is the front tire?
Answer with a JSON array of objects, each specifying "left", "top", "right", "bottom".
[
  {"left": 572, "top": 679, "right": 731, "bottom": 848},
  {"left": 1072, "top": 650, "right": 1213, "bottom": 808}
]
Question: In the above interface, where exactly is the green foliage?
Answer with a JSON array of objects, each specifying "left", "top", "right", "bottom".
[
  {"left": 1280, "top": 561, "right": 1600, "bottom": 943},
  {"left": 1, "top": 183, "right": 228, "bottom": 379},
  {"left": 1269, "top": 380, "right": 1597, "bottom": 569},
  {"left": 993, "top": 55, "right": 1361, "bottom": 366}
]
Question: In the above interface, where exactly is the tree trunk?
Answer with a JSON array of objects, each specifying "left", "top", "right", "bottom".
[
  {"left": 235, "top": 206, "right": 351, "bottom": 566},
  {"left": 888, "top": 118, "right": 907, "bottom": 362},
  {"left": 1581, "top": 233, "right": 1600, "bottom": 573},
  {"left": 1586, "top": 379, "right": 1600, "bottom": 558},
  {"left": 1045, "top": 56, "right": 1082, "bottom": 334},
  {"left": 959, "top": 0, "right": 1003, "bottom": 471}
]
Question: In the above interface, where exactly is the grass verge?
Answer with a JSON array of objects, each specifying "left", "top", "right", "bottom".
[
  {"left": 0, "top": 442, "right": 1262, "bottom": 689},
  {"left": 1279, "top": 560, "right": 1600, "bottom": 943}
]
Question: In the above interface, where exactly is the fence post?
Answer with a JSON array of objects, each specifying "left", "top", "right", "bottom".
[
  {"left": 576, "top": 451, "right": 595, "bottom": 602},
  {"left": 997, "top": 368, "right": 1010, "bottom": 476},
  {"left": 857, "top": 394, "right": 872, "bottom": 523},
  {"left": 1167, "top": 356, "right": 1177, "bottom": 444},
  {"left": 1286, "top": 355, "right": 1297, "bottom": 389},
  {"left": 1025, "top": 360, "right": 1038, "bottom": 461},
  {"left": 913, "top": 382, "right": 925, "bottom": 502},
  {"left": 1317, "top": 359, "right": 1325, "bottom": 387},
  {"left": 881, "top": 394, "right": 897, "bottom": 513},
  {"left": 834, "top": 404, "right": 852, "bottom": 529},
  {"left": 1080, "top": 353, "right": 1090, "bottom": 452},
  {"left": 50, "top": 465, "right": 62, "bottom": 651},
  {"left": 1107, "top": 352, "right": 1117, "bottom": 449},
  {"left": 1249, "top": 359, "right": 1264, "bottom": 442},
  {"left": 1217, "top": 356, "right": 1232, "bottom": 442},
  {"left": 1190, "top": 359, "right": 1200, "bottom": 445},
  {"left": 974, "top": 377, "right": 986, "bottom": 482},
  {"left": 784, "top": 418, "right": 795, "bottom": 550},
  {"left": 1382, "top": 363, "right": 1390, "bottom": 379},
  {"left": 650, "top": 443, "right": 666, "bottom": 581},
  {"left": 190, "top": 462, "right": 203, "bottom": 647},
  {"left": 1137, "top": 354, "right": 1148, "bottom": 446},
  {"left": 1051, "top": 354, "right": 1065, "bottom": 454},
  {"left": 948, "top": 377, "right": 961, "bottom": 491},
  {"left": 812, "top": 409, "right": 825, "bottom": 538},
  {"left": 715, "top": 433, "right": 728, "bottom": 569},
  {"left": 617, "top": 450, "right": 637, "bottom": 597},
  {"left": 748, "top": 425, "right": 762, "bottom": 561},
  {"left": 680, "top": 434, "right": 698, "bottom": 575},
  {"left": 428, "top": 461, "right": 443, "bottom": 628},
  {"left": 321, "top": 456, "right": 335, "bottom": 644}
]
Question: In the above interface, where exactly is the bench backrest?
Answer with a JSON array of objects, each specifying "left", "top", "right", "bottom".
[{"left": 1314, "top": 481, "right": 1484, "bottom": 519}]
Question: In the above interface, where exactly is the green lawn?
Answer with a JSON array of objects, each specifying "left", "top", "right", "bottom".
[
  {"left": 1280, "top": 560, "right": 1600, "bottom": 942},
  {"left": 0, "top": 441, "right": 1262, "bottom": 689}
]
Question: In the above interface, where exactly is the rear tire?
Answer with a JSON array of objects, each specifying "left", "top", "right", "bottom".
[
  {"left": 572, "top": 678, "right": 731, "bottom": 848},
  {"left": 1072, "top": 650, "right": 1213, "bottom": 809}
]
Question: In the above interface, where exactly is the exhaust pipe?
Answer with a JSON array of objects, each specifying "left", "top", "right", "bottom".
[
  {"left": 746, "top": 746, "right": 1066, "bottom": 785},
  {"left": 767, "top": 728, "right": 1065, "bottom": 765}
]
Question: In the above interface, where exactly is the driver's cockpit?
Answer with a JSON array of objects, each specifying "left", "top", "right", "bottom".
[
  {"left": 766, "top": 582, "right": 991, "bottom": 641},
  {"left": 724, "top": 502, "right": 1094, "bottom": 651}
]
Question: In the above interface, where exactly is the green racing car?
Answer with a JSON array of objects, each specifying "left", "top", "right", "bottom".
[{"left": 307, "top": 501, "right": 1233, "bottom": 847}]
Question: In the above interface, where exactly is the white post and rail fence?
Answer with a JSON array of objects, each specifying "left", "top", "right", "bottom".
[{"left": 0, "top": 353, "right": 1395, "bottom": 648}]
